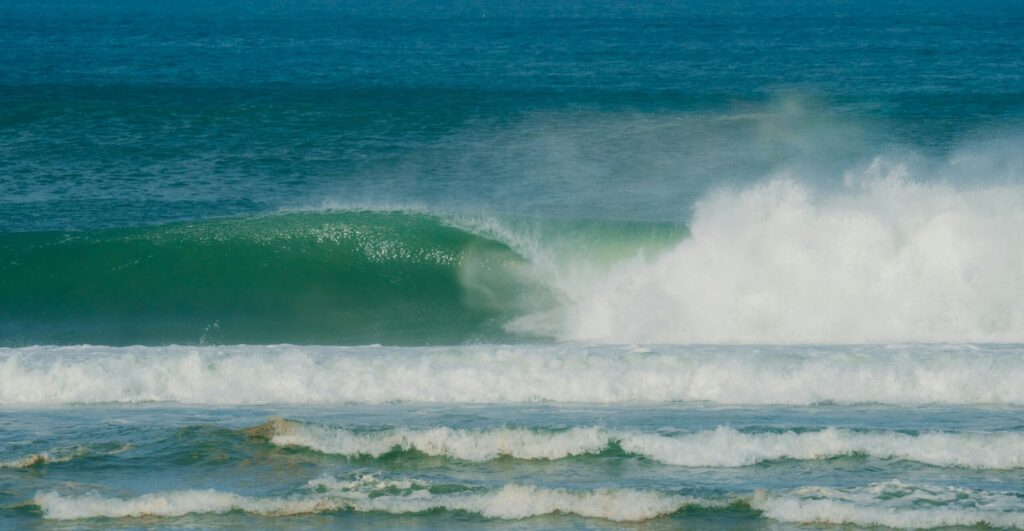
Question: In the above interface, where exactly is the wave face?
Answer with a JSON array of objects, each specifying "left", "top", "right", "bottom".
[
  {"left": 0, "top": 210, "right": 530, "bottom": 346},
  {"left": 5, "top": 344, "right": 1024, "bottom": 405},
  {"left": 258, "top": 419, "right": 1024, "bottom": 469}
]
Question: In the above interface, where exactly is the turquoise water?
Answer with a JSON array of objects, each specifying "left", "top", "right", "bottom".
[{"left": 4, "top": 0, "right": 1024, "bottom": 528}]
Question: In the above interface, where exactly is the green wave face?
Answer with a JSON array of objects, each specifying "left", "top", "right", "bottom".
[{"left": 0, "top": 211, "right": 533, "bottom": 346}]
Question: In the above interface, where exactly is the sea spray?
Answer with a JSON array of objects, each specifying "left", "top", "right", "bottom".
[{"left": 554, "top": 171, "right": 1024, "bottom": 343}]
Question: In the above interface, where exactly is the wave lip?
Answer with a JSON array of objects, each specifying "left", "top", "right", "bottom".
[
  {"left": 34, "top": 474, "right": 703, "bottom": 522},
  {"left": 259, "top": 419, "right": 1024, "bottom": 469},
  {"left": 4, "top": 343, "right": 1024, "bottom": 406}
]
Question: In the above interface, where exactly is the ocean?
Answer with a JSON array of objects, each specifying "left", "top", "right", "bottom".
[{"left": 3, "top": 0, "right": 1024, "bottom": 528}]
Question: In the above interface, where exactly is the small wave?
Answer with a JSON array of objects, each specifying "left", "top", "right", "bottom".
[
  {"left": 256, "top": 418, "right": 610, "bottom": 461},
  {"left": 34, "top": 475, "right": 1024, "bottom": 528},
  {"left": 257, "top": 419, "right": 1024, "bottom": 469},
  {"left": 0, "top": 453, "right": 73, "bottom": 469},
  {"left": 0, "top": 444, "right": 130, "bottom": 469},
  {"left": 34, "top": 474, "right": 704, "bottom": 522},
  {"left": 751, "top": 480, "right": 1024, "bottom": 529},
  {"left": 4, "top": 344, "right": 1024, "bottom": 405}
]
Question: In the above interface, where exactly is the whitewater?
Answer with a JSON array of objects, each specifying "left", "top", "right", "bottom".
[
  {"left": 4, "top": 343, "right": 1024, "bottom": 405},
  {"left": 7, "top": 144, "right": 1024, "bottom": 531},
  {"left": 32, "top": 478, "right": 1024, "bottom": 529},
  {"left": 553, "top": 172, "right": 1024, "bottom": 344},
  {"left": 7, "top": 145, "right": 1024, "bottom": 531}
]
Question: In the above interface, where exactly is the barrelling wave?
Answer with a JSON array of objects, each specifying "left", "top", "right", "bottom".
[{"left": 6, "top": 172, "right": 1024, "bottom": 346}]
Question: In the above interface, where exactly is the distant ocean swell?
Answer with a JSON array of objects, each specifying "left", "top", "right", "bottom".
[
  {"left": 4, "top": 344, "right": 1024, "bottom": 405},
  {"left": 4, "top": 170, "right": 1024, "bottom": 346},
  {"left": 30, "top": 476, "right": 1024, "bottom": 528}
]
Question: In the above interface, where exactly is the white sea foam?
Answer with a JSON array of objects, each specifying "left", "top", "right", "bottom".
[
  {"left": 752, "top": 480, "right": 1024, "bottom": 529},
  {"left": 548, "top": 170, "right": 1024, "bottom": 343},
  {"left": 264, "top": 419, "right": 610, "bottom": 461},
  {"left": 3, "top": 343, "right": 1024, "bottom": 405},
  {"left": 35, "top": 475, "right": 1024, "bottom": 527},
  {"left": 35, "top": 474, "right": 699, "bottom": 522},
  {"left": 263, "top": 419, "right": 1024, "bottom": 469}
]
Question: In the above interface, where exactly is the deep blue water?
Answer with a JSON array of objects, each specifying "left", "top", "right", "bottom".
[{"left": 3, "top": 0, "right": 1024, "bottom": 230}]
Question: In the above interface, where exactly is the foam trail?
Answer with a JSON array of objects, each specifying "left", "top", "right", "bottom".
[
  {"left": 752, "top": 480, "right": 1024, "bottom": 529},
  {"left": 261, "top": 419, "right": 1024, "bottom": 469},
  {"left": 554, "top": 170, "right": 1024, "bottom": 343},
  {"left": 34, "top": 474, "right": 702, "bottom": 522},
  {"left": 4, "top": 343, "right": 1024, "bottom": 405}
]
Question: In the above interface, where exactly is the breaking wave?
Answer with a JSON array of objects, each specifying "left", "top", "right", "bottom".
[
  {"left": 553, "top": 171, "right": 1024, "bottom": 343},
  {"left": 0, "top": 210, "right": 533, "bottom": 346},
  {"left": 256, "top": 418, "right": 1024, "bottom": 469},
  {"left": 33, "top": 474, "right": 702, "bottom": 522},
  {"left": 33, "top": 475, "right": 1024, "bottom": 528},
  {"left": 6, "top": 163, "right": 1024, "bottom": 347},
  {"left": 0, "top": 444, "right": 130, "bottom": 469}
]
